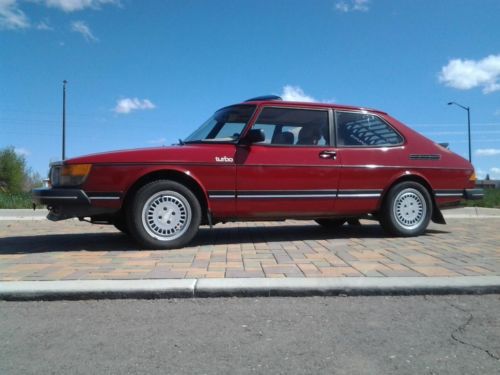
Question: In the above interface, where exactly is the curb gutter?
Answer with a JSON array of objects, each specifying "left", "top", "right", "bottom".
[{"left": 1, "top": 276, "right": 499, "bottom": 301}]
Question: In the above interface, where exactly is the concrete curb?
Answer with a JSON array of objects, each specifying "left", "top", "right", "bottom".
[
  {"left": 443, "top": 215, "right": 500, "bottom": 219},
  {"left": 0, "top": 279, "right": 196, "bottom": 301},
  {"left": 1, "top": 276, "right": 499, "bottom": 301},
  {"left": 0, "top": 209, "right": 48, "bottom": 221},
  {"left": 442, "top": 206, "right": 500, "bottom": 219}
]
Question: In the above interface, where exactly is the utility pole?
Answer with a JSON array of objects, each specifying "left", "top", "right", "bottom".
[{"left": 62, "top": 80, "right": 67, "bottom": 160}]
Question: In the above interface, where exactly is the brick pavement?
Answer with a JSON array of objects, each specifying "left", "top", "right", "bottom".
[{"left": 0, "top": 219, "right": 499, "bottom": 281}]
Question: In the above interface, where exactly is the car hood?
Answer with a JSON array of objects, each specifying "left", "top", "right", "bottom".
[{"left": 65, "top": 144, "right": 235, "bottom": 165}]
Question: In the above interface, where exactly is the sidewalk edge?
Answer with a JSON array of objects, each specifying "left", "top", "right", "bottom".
[
  {"left": 1, "top": 276, "right": 499, "bottom": 301},
  {"left": 0, "top": 279, "right": 197, "bottom": 301}
]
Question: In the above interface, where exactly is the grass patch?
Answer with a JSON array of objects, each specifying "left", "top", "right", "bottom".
[
  {"left": 461, "top": 189, "right": 500, "bottom": 208},
  {"left": 0, "top": 192, "right": 33, "bottom": 209}
]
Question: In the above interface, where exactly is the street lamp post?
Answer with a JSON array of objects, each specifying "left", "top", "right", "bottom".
[
  {"left": 447, "top": 101, "right": 471, "bottom": 163},
  {"left": 62, "top": 80, "right": 67, "bottom": 160}
]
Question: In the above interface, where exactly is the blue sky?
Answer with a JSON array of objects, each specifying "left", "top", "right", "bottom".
[{"left": 1, "top": 0, "right": 500, "bottom": 179}]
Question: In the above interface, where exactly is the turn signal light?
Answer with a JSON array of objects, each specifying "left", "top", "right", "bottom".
[
  {"left": 59, "top": 164, "right": 92, "bottom": 186},
  {"left": 469, "top": 172, "right": 477, "bottom": 182},
  {"left": 61, "top": 164, "right": 92, "bottom": 177}
]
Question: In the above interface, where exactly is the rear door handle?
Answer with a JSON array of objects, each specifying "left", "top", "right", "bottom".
[{"left": 319, "top": 150, "right": 337, "bottom": 159}]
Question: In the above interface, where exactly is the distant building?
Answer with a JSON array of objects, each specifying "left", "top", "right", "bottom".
[{"left": 476, "top": 180, "right": 500, "bottom": 189}]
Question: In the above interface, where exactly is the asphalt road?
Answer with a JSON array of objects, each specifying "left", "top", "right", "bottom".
[{"left": 1, "top": 296, "right": 499, "bottom": 375}]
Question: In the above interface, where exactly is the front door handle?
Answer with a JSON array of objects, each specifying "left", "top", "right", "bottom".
[{"left": 319, "top": 150, "right": 337, "bottom": 159}]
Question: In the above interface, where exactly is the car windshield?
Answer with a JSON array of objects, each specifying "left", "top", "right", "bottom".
[{"left": 184, "top": 105, "right": 256, "bottom": 143}]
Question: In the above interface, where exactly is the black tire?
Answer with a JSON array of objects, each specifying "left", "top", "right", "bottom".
[
  {"left": 127, "top": 180, "right": 201, "bottom": 249},
  {"left": 379, "top": 181, "right": 432, "bottom": 236},
  {"left": 113, "top": 216, "right": 129, "bottom": 234},
  {"left": 315, "top": 218, "right": 347, "bottom": 229}
]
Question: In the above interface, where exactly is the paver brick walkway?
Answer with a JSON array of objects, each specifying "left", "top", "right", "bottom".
[{"left": 0, "top": 219, "right": 499, "bottom": 281}]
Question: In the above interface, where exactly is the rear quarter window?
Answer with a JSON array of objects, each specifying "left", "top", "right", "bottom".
[{"left": 336, "top": 111, "right": 403, "bottom": 147}]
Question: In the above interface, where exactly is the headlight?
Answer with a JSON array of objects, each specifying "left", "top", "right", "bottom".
[{"left": 51, "top": 164, "right": 92, "bottom": 186}]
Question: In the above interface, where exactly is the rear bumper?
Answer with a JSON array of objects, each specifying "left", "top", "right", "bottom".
[
  {"left": 434, "top": 188, "right": 484, "bottom": 201},
  {"left": 32, "top": 188, "right": 117, "bottom": 221},
  {"left": 464, "top": 188, "right": 484, "bottom": 200}
]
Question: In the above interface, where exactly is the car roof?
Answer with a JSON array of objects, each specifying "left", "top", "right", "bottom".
[{"left": 238, "top": 98, "right": 388, "bottom": 115}]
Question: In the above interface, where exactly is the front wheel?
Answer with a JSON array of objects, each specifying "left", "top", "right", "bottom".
[
  {"left": 379, "top": 181, "right": 432, "bottom": 237},
  {"left": 127, "top": 180, "right": 201, "bottom": 249}
]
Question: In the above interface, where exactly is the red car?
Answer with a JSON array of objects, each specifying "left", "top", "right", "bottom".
[{"left": 33, "top": 95, "right": 483, "bottom": 249}]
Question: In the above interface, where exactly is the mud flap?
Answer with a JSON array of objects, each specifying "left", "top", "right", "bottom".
[{"left": 432, "top": 205, "right": 446, "bottom": 224}]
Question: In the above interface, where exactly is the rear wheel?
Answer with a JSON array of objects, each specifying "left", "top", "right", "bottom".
[
  {"left": 315, "top": 218, "right": 347, "bottom": 229},
  {"left": 127, "top": 180, "right": 201, "bottom": 249},
  {"left": 379, "top": 181, "right": 432, "bottom": 236}
]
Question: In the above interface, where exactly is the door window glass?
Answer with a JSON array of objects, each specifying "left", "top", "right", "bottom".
[{"left": 252, "top": 107, "right": 329, "bottom": 146}]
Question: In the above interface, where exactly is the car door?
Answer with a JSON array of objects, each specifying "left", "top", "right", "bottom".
[
  {"left": 183, "top": 104, "right": 257, "bottom": 219},
  {"left": 235, "top": 106, "right": 340, "bottom": 218}
]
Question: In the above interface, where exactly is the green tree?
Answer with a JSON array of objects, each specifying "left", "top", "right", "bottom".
[
  {"left": 0, "top": 147, "right": 27, "bottom": 193},
  {"left": 24, "top": 168, "right": 43, "bottom": 190}
]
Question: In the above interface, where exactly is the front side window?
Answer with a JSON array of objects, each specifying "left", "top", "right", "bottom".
[
  {"left": 184, "top": 105, "right": 255, "bottom": 143},
  {"left": 251, "top": 107, "right": 329, "bottom": 146},
  {"left": 336, "top": 111, "right": 403, "bottom": 147}
]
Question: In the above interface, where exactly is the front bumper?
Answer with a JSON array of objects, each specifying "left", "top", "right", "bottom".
[
  {"left": 32, "top": 188, "right": 91, "bottom": 206},
  {"left": 32, "top": 188, "right": 117, "bottom": 221}
]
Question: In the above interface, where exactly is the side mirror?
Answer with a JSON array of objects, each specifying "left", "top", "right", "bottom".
[{"left": 241, "top": 128, "right": 265, "bottom": 144}]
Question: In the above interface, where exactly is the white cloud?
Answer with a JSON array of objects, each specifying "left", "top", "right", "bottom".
[
  {"left": 148, "top": 137, "right": 166, "bottom": 145},
  {"left": 476, "top": 148, "right": 500, "bottom": 156},
  {"left": 71, "top": 20, "right": 97, "bottom": 42},
  {"left": 114, "top": 98, "right": 156, "bottom": 114},
  {"left": 279, "top": 85, "right": 335, "bottom": 103},
  {"left": 439, "top": 54, "right": 500, "bottom": 94},
  {"left": 14, "top": 147, "right": 30, "bottom": 156},
  {"left": 0, "top": 0, "right": 119, "bottom": 31},
  {"left": 281, "top": 85, "right": 316, "bottom": 102},
  {"left": 35, "top": 20, "right": 53, "bottom": 30},
  {"left": 335, "top": 2, "right": 349, "bottom": 12},
  {"left": 43, "top": 0, "right": 119, "bottom": 12},
  {"left": 0, "top": 0, "right": 29, "bottom": 29},
  {"left": 476, "top": 169, "right": 487, "bottom": 179},
  {"left": 490, "top": 167, "right": 500, "bottom": 178},
  {"left": 335, "top": 0, "right": 370, "bottom": 13}
]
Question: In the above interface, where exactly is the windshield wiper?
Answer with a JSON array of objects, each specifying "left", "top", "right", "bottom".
[{"left": 178, "top": 138, "right": 185, "bottom": 145}]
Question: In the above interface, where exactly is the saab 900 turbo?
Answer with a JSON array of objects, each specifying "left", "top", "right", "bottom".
[{"left": 33, "top": 95, "right": 483, "bottom": 249}]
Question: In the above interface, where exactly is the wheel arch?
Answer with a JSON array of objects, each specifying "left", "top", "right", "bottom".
[
  {"left": 121, "top": 169, "right": 210, "bottom": 225},
  {"left": 379, "top": 172, "right": 445, "bottom": 224}
]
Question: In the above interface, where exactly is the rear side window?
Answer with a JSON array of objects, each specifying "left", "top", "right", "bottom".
[
  {"left": 336, "top": 111, "right": 403, "bottom": 147},
  {"left": 251, "top": 107, "right": 330, "bottom": 146}
]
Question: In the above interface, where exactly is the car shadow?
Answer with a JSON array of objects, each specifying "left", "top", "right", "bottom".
[{"left": 0, "top": 223, "right": 450, "bottom": 254}]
